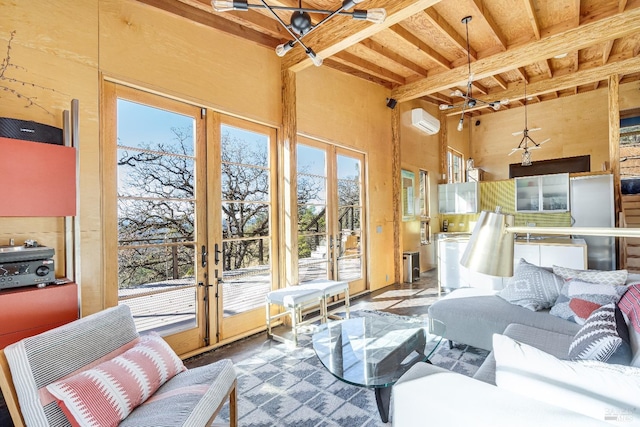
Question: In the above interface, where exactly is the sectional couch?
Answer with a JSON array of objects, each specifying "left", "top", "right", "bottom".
[{"left": 391, "top": 262, "right": 640, "bottom": 426}]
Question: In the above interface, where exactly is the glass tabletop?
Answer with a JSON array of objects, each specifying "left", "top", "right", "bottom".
[{"left": 312, "top": 315, "right": 445, "bottom": 389}]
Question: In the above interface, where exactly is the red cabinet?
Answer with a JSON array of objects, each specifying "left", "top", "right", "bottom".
[
  {"left": 0, "top": 282, "right": 78, "bottom": 348},
  {"left": 0, "top": 137, "right": 76, "bottom": 217}
]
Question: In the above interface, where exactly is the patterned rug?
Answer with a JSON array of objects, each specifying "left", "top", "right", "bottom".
[{"left": 210, "top": 311, "right": 489, "bottom": 426}]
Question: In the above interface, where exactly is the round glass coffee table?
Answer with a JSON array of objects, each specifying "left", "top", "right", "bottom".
[{"left": 312, "top": 315, "right": 445, "bottom": 423}]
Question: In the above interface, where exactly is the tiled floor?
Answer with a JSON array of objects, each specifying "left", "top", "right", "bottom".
[{"left": 0, "top": 270, "right": 439, "bottom": 426}]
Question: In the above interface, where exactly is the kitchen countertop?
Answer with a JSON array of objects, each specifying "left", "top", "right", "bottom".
[{"left": 435, "top": 232, "right": 586, "bottom": 246}]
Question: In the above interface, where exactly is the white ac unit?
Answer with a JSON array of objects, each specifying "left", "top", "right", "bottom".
[{"left": 411, "top": 108, "right": 440, "bottom": 135}]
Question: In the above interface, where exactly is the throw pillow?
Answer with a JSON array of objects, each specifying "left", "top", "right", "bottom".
[
  {"left": 46, "top": 332, "right": 186, "bottom": 427},
  {"left": 493, "top": 334, "right": 640, "bottom": 423},
  {"left": 549, "top": 279, "right": 627, "bottom": 325},
  {"left": 568, "top": 303, "right": 632, "bottom": 365},
  {"left": 553, "top": 265, "right": 628, "bottom": 286},
  {"left": 618, "top": 284, "right": 640, "bottom": 367},
  {"left": 497, "top": 258, "right": 564, "bottom": 311}
]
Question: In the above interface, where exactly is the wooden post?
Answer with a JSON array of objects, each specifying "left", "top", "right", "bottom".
[
  {"left": 609, "top": 74, "right": 621, "bottom": 225},
  {"left": 282, "top": 68, "right": 298, "bottom": 288},
  {"left": 391, "top": 106, "right": 401, "bottom": 285},
  {"left": 439, "top": 112, "right": 448, "bottom": 184}
]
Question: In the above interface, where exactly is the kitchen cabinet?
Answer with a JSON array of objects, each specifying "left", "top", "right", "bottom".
[
  {"left": 437, "top": 235, "right": 587, "bottom": 292},
  {"left": 438, "top": 182, "right": 478, "bottom": 214},
  {"left": 513, "top": 239, "right": 587, "bottom": 272},
  {"left": 515, "top": 173, "right": 569, "bottom": 212},
  {"left": 437, "top": 236, "right": 503, "bottom": 293}
]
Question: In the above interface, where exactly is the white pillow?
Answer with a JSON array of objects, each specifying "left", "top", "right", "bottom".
[{"left": 493, "top": 334, "right": 640, "bottom": 425}]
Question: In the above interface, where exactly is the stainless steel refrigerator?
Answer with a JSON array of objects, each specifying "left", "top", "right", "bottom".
[{"left": 570, "top": 174, "right": 616, "bottom": 270}]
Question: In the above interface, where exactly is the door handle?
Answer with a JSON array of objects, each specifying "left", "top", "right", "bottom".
[
  {"left": 201, "top": 245, "right": 208, "bottom": 268},
  {"left": 214, "top": 243, "right": 222, "bottom": 265}
]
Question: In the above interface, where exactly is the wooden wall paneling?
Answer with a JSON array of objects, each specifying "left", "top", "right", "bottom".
[
  {"left": 99, "top": 0, "right": 282, "bottom": 128},
  {"left": 392, "top": 106, "right": 401, "bottom": 284},
  {"left": 609, "top": 74, "right": 621, "bottom": 220},
  {"left": 101, "top": 80, "right": 119, "bottom": 308},
  {"left": 471, "top": 90, "right": 609, "bottom": 180},
  {"left": 282, "top": 68, "right": 297, "bottom": 288}
]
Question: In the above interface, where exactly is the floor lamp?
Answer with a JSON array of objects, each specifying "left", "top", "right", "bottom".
[{"left": 460, "top": 210, "right": 640, "bottom": 277}]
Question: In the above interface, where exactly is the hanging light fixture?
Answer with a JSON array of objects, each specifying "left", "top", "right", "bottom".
[
  {"left": 508, "top": 81, "right": 550, "bottom": 166},
  {"left": 211, "top": 0, "right": 387, "bottom": 67},
  {"left": 439, "top": 16, "right": 509, "bottom": 131}
]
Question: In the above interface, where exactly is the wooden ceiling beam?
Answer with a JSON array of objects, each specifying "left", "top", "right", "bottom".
[
  {"left": 283, "top": 0, "right": 443, "bottom": 72},
  {"left": 620, "top": 0, "right": 629, "bottom": 12},
  {"left": 472, "top": 81, "right": 488, "bottom": 95},
  {"left": 492, "top": 74, "right": 508, "bottom": 90},
  {"left": 541, "top": 59, "right": 553, "bottom": 78},
  {"left": 392, "top": 7, "right": 640, "bottom": 102},
  {"left": 423, "top": 8, "right": 477, "bottom": 60},
  {"left": 470, "top": 0, "right": 508, "bottom": 50},
  {"left": 332, "top": 51, "right": 406, "bottom": 85},
  {"left": 424, "top": 92, "right": 452, "bottom": 104},
  {"left": 573, "top": 0, "right": 582, "bottom": 27},
  {"left": 515, "top": 67, "right": 529, "bottom": 83},
  {"left": 177, "top": 0, "right": 290, "bottom": 37},
  {"left": 603, "top": 39, "right": 615, "bottom": 64},
  {"left": 443, "top": 54, "right": 640, "bottom": 115},
  {"left": 390, "top": 24, "right": 450, "bottom": 69},
  {"left": 523, "top": 0, "right": 541, "bottom": 40},
  {"left": 322, "top": 58, "right": 394, "bottom": 89},
  {"left": 358, "top": 39, "right": 429, "bottom": 77},
  {"left": 136, "top": 0, "right": 282, "bottom": 47}
]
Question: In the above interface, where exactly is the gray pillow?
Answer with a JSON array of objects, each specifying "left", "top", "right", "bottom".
[
  {"left": 553, "top": 265, "right": 628, "bottom": 286},
  {"left": 568, "top": 303, "right": 632, "bottom": 365},
  {"left": 549, "top": 279, "right": 628, "bottom": 325},
  {"left": 498, "top": 259, "right": 564, "bottom": 311}
]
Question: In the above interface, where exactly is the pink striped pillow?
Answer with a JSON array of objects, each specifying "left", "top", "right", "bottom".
[{"left": 46, "top": 332, "right": 186, "bottom": 427}]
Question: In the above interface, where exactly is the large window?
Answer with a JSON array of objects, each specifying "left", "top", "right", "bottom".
[
  {"left": 620, "top": 115, "right": 640, "bottom": 180},
  {"left": 447, "top": 148, "right": 464, "bottom": 183}
]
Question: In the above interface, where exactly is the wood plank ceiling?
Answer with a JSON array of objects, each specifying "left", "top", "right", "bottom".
[{"left": 139, "top": 0, "right": 640, "bottom": 116}]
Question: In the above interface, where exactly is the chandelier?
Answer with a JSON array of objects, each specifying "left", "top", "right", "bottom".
[
  {"left": 508, "top": 82, "right": 550, "bottom": 166},
  {"left": 439, "top": 16, "right": 508, "bottom": 131},
  {"left": 211, "top": 0, "right": 387, "bottom": 66}
]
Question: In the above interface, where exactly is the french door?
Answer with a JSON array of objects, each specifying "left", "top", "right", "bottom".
[
  {"left": 296, "top": 137, "right": 367, "bottom": 295},
  {"left": 106, "top": 84, "right": 207, "bottom": 355},
  {"left": 106, "top": 84, "right": 279, "bottom": 354},
  {"left": 213, "top": 115, "right": 279, "bottom": 340}
]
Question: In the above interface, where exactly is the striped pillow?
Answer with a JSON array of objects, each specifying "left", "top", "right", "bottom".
[
  {"left": 46, "top": 332, "right": 186, "bottom": 427},
  {"left": 568, "top": 303, "right": 632, "bottom": 365}
]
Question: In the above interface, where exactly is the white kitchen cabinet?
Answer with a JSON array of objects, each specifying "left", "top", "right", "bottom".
[
  {"left": 515, "top": 173, "right": 569, "bottom": 212},
  {"left": 438, "top": 182, "right": 478, "bottom": 214},
  {"left": 513, "top": 239, "right": 587, "bottom": 272},
  {"left": 438, "top": 237, "right": 588, "bottom": 293},
  {"left": 437, "top": 238, "right": 506, "bottom": 293}
]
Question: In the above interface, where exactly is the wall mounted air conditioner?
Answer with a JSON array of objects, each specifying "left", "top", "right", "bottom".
[{"left": 411, "top": 108, "right": 440, "bottom": 135}]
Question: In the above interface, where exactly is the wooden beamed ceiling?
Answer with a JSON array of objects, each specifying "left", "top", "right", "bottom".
[{"left": 139, "top": 0, "right": 640, "bottom": 114}]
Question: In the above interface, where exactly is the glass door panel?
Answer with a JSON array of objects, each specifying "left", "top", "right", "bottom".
[
  {"left": 296, "top": 139, "right": 367, "bottom": 294},
  {"left": 297, "top": 144, "right": 329, "bottom": 282},
  {"left": 336, "top": 153, "right": 364, "bottom": 285},
  {"left": 218, "top": 119, "right": 278, "bottom": 340},
  {"left": 114, "top": 91, "right": 205, "bottom": 355}
]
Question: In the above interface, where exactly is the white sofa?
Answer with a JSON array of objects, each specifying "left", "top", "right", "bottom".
[
  {"left": 393, "top": 267, "right": 640, "bottom": 426},
  {"left": 392, "top": 323, "right": 640, "bottom": 426}
]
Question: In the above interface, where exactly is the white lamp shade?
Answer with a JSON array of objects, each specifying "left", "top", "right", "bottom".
[{"left": 460, "top": 210, "right": 515, "bottom": 277}]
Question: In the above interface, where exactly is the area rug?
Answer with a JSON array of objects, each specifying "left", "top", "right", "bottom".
[{"left": 210, "top": 311, "right": 489, "bottom": 427}]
